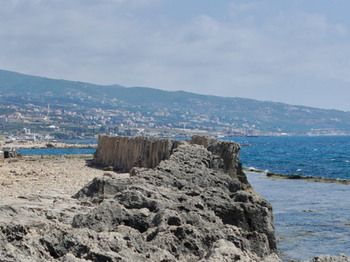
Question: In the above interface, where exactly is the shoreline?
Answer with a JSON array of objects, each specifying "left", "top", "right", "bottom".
[
  {"left": 245, "top": 172, "right": 350, "bottom": 261},
  {"left": 3, "top": 139, "right": 350, "bottom": 186},
  {"left": 243, "top": 167, "right": 350, "bottom": 185},
  {"left": 0, "top": 154, "right": 125, "bottom": 200},
  {"left": 1, "top": 140, "right": 349, "bottom": 261},
  {"left": 2, "top": 140, "right": 97, "bottom": 149}
]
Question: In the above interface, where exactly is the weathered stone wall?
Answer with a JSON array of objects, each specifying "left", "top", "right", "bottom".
[
  {"left": 93, "top": 135, "right": 251, "bottom": 189},
  {"left": 190, "top": 135, "right": 251, "bottom": 190},
  {"left": 92, "top": 136, "right": 182, "bottom": 172}
]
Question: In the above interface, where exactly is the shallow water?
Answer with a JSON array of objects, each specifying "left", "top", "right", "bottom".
[{"left": 246, "top": 172, "right": 350, "bottom": 261}]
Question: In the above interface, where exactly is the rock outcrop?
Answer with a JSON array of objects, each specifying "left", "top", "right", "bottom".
[
  {"left": 92, "top": 136, "right": 182, "bottom": 172},
  {"left": 190, "top": 135, "right": 251, "bottom": 190},
  {"left": 93, "top": 135, "right": 251, "bottom": 190},
  {"left": 0, "top": 137, "right": 280, "bottom": 261}
]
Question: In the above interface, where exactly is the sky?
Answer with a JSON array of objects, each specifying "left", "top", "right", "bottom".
[{"left": 1, "top": 0, "right": 350, "bottom": 111}]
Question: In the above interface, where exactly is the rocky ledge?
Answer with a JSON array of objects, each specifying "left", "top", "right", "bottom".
[{"left": 0, "top": 136, "right": 348, "bottom": 261}]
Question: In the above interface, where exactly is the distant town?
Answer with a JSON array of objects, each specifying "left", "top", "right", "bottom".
[
  {"left": 1, "top": 70, "right": 350, "bottom": 143},
  {"left": 0, "top": 101, "right": 266, "bottom": 143},
  {"left": 1, "top": 97, "right": 349, "bottom": 144}
]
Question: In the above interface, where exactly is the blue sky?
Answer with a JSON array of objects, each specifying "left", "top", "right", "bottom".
[{"left": 1, "top": 0, "right": 350, "bottom": 111}]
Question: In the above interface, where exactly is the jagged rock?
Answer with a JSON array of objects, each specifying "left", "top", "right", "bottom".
[
  {"left": 92, "top": 135, "right": 252, "bottom": 190},
  {"left": 0, "top": 137, "right": 281, "bottom": 261},
  {"left": 199, "top": 239, "right": 282, "bottom": 262},
  {"left": 4, "top": 136, "right": 346, "bottom": 261},
  {"left": 190, "top": 135, "right": 251, "bottom": 190},
  {"left": 92, "top": 135, "right": 182, "bottom": 172},
  {"left": 73, "top": 143, "right": 277, "bottom": 261}
]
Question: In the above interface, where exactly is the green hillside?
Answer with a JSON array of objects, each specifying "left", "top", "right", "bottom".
[{"left": 1, "top": 69, "right": 350, "bottom": 136}]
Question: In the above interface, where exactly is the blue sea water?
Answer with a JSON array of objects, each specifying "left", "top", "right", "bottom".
[
  {"left": 227, "top": 136, "right": 350, "bottom": 180},
  {"left": 17, "top": 139, "right": 97, "bottom": 155},
  {"left": 17, "top": 148, "right": 96, "bottom": 156},
  {"left": 231, "top": 136, "right": 350, "bottom": 261},
  {"left": 18, "top": 136, "right": 350, "bottom": 180},
  {"left": 16, "top": 136, "right": 350, "bottom": 260},
  {"left": 246, "top": 172, "right": 350, "bottom": 261}
]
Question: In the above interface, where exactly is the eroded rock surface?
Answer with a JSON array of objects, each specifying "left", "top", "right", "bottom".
[
  {"left": 190, "top": 135, "right": 251, "bottom": 190},
  {"left": 92, "top": 136, "right": 182, "bottom": 172},
  {"left": 0, "top": 138, "right": 280, "bottom": 261},
  {"left": 74, "top": 144, "right": 277, "bottom": 261},
  {"left": 93, "top": 135, "right": 251, "bottom": 190}
]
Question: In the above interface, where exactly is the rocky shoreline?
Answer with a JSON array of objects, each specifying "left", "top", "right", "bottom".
[
  {"left": 3, "top": 140, "right": 97, "bottom": 149},
  {"left": 243, "top": 167, "right": 350, "bottom": 185},
  {"left": 0, "top": 136, "right": 349, "bottom": 261}
]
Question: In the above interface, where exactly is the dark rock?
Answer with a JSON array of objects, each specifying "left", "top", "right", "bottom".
[{"left": 103, "top": 166, "right": 114, "bottom": 171}]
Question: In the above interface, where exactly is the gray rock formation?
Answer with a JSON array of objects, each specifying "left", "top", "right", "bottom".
[
  {"left": 190, "top": 135, "right": 251, "bottom": 190},
  {"left": 92, "top": 135, "right": 182, "bottom": 172},
  {"left": 93, "top": 135, "right": 251, "bottom": 190},
  {"left": 2, "top": 136, "right": 346, "bottom": 261},
  {"left": 0, "top": 136, "right": 281, "bottom": 261},
  {"left": 74, "top": 144, "right": 277, "bottom": 260}
]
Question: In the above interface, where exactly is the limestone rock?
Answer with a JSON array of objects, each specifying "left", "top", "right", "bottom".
[
  {"left": 190, "top": 135, "right": 251, "bottom": 190},
  {"left": 92, "top": 135, "right": 182, "bottom": 172},
  {"left": 73, "top": 143, "right": 278, "bottom": 261},
  {"left": 92, "top": 135, "right": 251, "bottom": 190},
  {"left": 0, "top": 139, "right": 279, "bottom": 261}
]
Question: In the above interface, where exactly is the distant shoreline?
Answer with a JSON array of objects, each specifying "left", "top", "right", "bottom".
[
  {"left": 244, "top": 167, "right": 350, "bottom": 185},
  {"left": 3, "top": 140, "right": 97, "bottom": 150}
]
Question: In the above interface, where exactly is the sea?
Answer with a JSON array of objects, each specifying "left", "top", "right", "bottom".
[
  {"left": 17, "top": 136, "right": 350, "bottom": 261},
  {"left": 231, "top": 136, "right": 350, "bottom": 261}
]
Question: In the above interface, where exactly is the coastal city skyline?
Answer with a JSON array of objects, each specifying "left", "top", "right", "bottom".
[{"left": 1, "top": 1, "right": 350, "bottom": 111}]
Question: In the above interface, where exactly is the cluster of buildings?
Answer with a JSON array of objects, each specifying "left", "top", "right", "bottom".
[{"left": 0, "top": 101, "right": 270, "bottom": 139}]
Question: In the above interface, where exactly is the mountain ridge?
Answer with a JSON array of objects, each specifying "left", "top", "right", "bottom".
[
  {"left": 0, "top": 69, "right": 342, "bottom": 111},
  {"left": 1, "top": 69, "right": 350, "bottom": 136}
]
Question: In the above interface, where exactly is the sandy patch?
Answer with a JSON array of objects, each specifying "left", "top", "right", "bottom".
[{"left": 0, "top": 155, "right": 128, "bottom": 201}]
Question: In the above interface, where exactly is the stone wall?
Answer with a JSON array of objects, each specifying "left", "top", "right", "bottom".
[
  {"left": 93, "top": 135, "right": 252, "bottom": 190},
  {"left": 92, "top": 136, "right": 182, "bottom": 172}
]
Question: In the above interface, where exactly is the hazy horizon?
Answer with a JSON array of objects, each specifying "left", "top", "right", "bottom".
[{"left": 1, "top": 1, "right": 350, "bottom": 111}]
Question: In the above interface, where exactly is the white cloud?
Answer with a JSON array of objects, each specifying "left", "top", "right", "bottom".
[{"left": 1, "top": 0, "right": 350, "bottom": 110}]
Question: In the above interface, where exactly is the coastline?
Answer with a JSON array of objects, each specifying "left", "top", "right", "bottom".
[
  {"left": 2, "top": 140, "right": 97, "bottom": 149},
  {"left": 243, "top": 167, "right": 350, "bottom": 185},
  {"left": 1, "top": 135, "right": 349, "bottom": 261},
  {"left": 0, "top": 154, "right": 125, "bottom": 200},
  {"left": 246, "top": 171, "right": 350, "bottom": 261}
]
